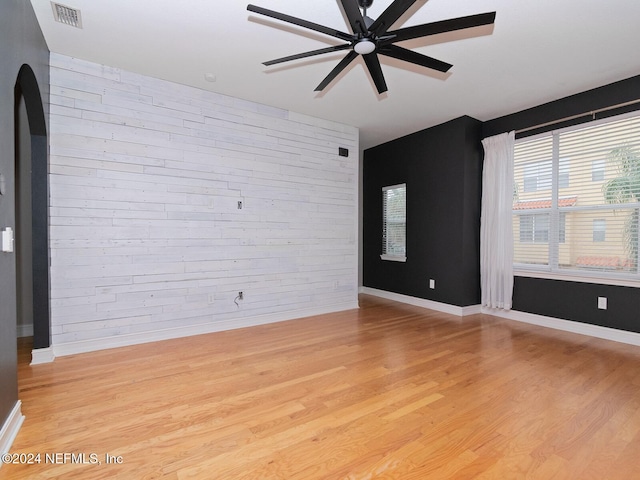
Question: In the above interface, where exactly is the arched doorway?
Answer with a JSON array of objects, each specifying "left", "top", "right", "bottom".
[{"left": 14, "top": 64, "right": 50, "bottom": 356}]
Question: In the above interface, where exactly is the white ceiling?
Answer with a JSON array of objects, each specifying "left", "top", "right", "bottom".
[{"left": 30, "top": 0, "right": 640, "bottom": 150}]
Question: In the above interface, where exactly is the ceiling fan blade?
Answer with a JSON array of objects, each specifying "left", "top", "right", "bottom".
[
  {"left": 263, "top": 44, "right": 353, "bottom": 66},
  {"left": 368, "top": 0, "right": 420, "bottom": 35},
  {"left": 378, "top": 44, "right": 452, "bottom": 72},
  {"left": 315, "top": 50, "right": 359, "bottom": 92},
  {"left": 362, "top": 53, "right": 388, "bottom": 94},
  {"left": 381, "top": 12, "right": 496, "bottom": 45},
  {"left": 247, "top": 4, "right": 354, "bottom": 42},
  {"left": 339, "top": 0, "right": 367, "bottom": 35}
]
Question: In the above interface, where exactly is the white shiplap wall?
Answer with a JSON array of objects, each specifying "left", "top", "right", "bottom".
[{"left": 48, "top": 54, "right": 359, "bottom": 354}]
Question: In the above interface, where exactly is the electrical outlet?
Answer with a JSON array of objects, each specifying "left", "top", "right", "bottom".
[
  {"left": 429, "top": 279, "right": 435, "bottom": 289},
  {"left": 238, "top": 291, "right": 243, "bottom": 300},
  {"left": 597, "top": 296, "right": 607, "bottom": 310}
]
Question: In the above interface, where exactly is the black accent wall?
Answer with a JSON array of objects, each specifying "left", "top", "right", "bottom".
[
  {"left": 0, "top": 0, "right": 49, "bottom": 433},
  {"left": 363, "top": 116, "right": 483, "bottom": 307},
  {"left": 363, "top": 75, "right": 640, "bottom": 334}
]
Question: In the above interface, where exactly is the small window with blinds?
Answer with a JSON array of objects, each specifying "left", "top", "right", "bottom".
[
  {"left": 513, "top": 112, "right": 640, "bottom": 280},
  {"left": 381, "top": 184, "right": 406, "bottom": 262}
]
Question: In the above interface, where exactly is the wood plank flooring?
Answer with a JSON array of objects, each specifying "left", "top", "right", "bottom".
[{"left": 4, "top": 294, "right": 640, "bottom": 479}]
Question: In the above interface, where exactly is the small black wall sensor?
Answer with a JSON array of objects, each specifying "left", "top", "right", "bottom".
[{"left": 338, "top": 147, "right": 349, "bottom": 157}]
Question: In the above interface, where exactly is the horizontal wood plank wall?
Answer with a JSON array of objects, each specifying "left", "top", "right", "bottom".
[{"left": 48, "top": 53, "right": 359, "bottom": 350}]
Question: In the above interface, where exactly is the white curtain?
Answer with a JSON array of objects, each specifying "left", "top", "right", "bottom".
[{"left": 480, "top": 131, "right": 515, "bottom": 310}]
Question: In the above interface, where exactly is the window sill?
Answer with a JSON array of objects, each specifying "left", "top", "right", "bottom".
[
  {"left": 381, "top": 254, "right": 406, "bottom": 262},
  {"left": 514, "top": 268, "right": 640, "bottom": 288}
]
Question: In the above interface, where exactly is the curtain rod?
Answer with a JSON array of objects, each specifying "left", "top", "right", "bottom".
[{"left": 515, "top": 98, "right": 640, "bottom": 135}]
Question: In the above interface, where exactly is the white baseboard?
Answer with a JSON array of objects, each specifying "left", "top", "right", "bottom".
[
  {"left": 359, "top": 287, "right": 480, "bottom": 316},
  {"left": 31, "top": 347, "right": 56, "bottom": 365},
  {"left": 52, "top": 301, "right": 360, "bottom": 358},
  {"left": 360, "top": 286, "right": 640, "bottom": 347},
  {"left": 0, "top": 401, "right": 25, "bottom": 458},
  {"left": 485, "top": 307, "right": 640, "bottom": 347},
  {"left": 17, "top": 324, "right": 33, "bottom": 338}
]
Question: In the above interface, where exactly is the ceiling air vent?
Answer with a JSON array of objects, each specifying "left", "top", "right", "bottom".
[{"left": 51, "top": 2, "right": 82, "bottom": 28}]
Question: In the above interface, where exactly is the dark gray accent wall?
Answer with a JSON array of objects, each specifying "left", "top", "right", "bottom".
[
  {"left": 0, "top": 0, "right": 49, "bottom": 431},
  {"left": 484, "top": 75, "right": 640, "bottom": 334},
  {"left": 363, "top": 116, "right": 483, "bottom": 307}
]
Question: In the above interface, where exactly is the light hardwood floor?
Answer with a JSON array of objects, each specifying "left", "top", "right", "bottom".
[{"left": 4, "top": 294, "right": 640, "bottom": 479}]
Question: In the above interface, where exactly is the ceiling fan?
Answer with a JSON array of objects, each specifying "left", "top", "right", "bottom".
[{"left": 247, "top": 0, "right": 496, "bottom": 94}]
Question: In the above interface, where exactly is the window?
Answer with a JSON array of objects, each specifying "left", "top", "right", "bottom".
[
  {"left": 523, "top": 161, "right": 551, "bottom": 192},
  {"left": 519, "top": 213, "right": 566, "bottom": 243},
  {"left": 513, "top": 112, "right": 640, "bottom": 279},
  {"left": 523, "top": 159, "right": 569, "bottom": 192},
  {"left": 592, "top": 159, "right": 605, "bottom": 182},
  {"left": 381, "top": 184, "right": 406, "bottom": 261},
  {"left": 519, "top": 214, "right": 549, "bottom": 243},
  {"left": 593, "top": 219, "right": 606, "bottom": 242}
]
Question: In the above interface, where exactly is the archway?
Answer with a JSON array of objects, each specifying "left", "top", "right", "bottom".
[{"left": 14, "top": 64, "right": 50, "bottom": 353}]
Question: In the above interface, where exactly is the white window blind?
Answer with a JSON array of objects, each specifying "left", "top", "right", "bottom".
[
  {"left": 513, "top": 112, "right": 640, "bottom": 280},
  {"left": 382, "top": 184, "right": 406, "bottom": 261}
]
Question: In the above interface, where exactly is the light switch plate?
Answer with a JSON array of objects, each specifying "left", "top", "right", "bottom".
[{"left": 1, "top": 227, "right": 14, "bottom": 253}]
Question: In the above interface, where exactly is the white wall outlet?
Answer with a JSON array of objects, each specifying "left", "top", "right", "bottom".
[
  {"left": 429, "top": 279, "right": 435, "bottom": 289},
  {"left": 597, "top": 297, "right": 607, "bottom": 310}
]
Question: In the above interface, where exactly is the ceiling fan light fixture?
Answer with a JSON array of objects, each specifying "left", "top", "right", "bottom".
[{"left": 354, "top": 39, "right": 376, "bottom": 55}]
